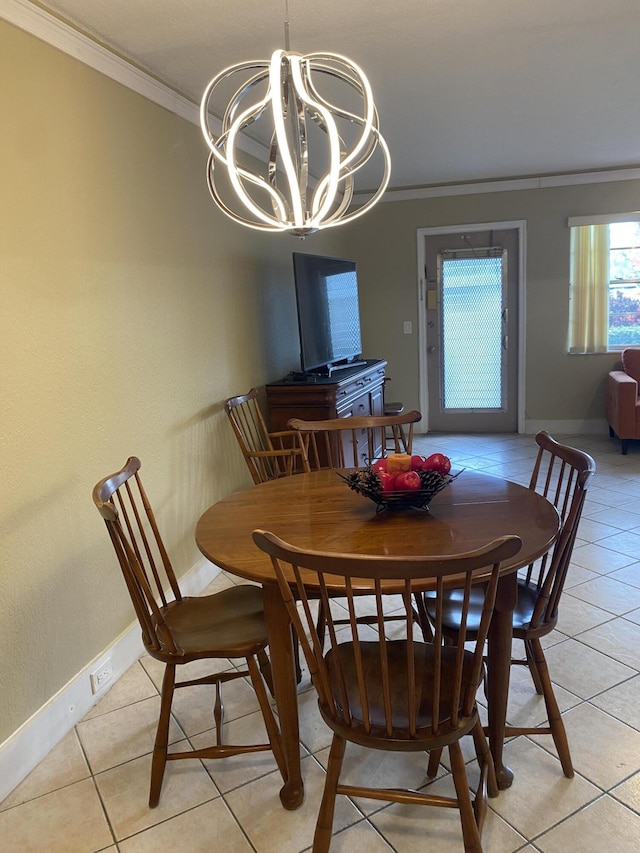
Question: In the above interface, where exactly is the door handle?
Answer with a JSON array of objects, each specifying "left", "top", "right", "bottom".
[
  {"left": 502, "top": 334, "right": 508, "bottom": 350},
  {"left": 427, "top": 346, "right": 436, "bottom": 354}
]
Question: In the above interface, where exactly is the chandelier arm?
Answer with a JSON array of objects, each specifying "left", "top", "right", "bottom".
[
  {"left": 207, "top": 154, "right": 290, "bottom": 232},
  {"left": 294, "top": 91, "right": 309, "bottom": 219},
  {"left": 210, "top": 100, "right": 270, "bottom": 167},
  {"left": 304, "top": 103, "right": 379, "bottom": 181},
  {"left": 320, "top": 136, "right": 392, "bottom": 228},
  {"left": 203, "top": 96, "right": 271, "bottom": 165},
  {"left": 207, "top": 155, "right": 286, "bottom": 218},
  {"left": 269, "top": 51, "right": 305, "bottom": 227},
  {"left": 221, "top": 69, "right": 271, "bottom": 131},
  {"left": 290, "top": 56, "right": 342, "bottom": 226},
  {"left": 302, "top": 62, "right": 380, "bottom": 173},
  {"left": 313, "top": 169, "right": 355, "bottom": 223},
  {"left": 200, "top": 60, "right": 269, "bottom": 143},
  {"left": 310, "top": 140, "right": 388, "bottom": 224},
  {"left": 218, "top": 124, "right": 292, "bottom": 226}
]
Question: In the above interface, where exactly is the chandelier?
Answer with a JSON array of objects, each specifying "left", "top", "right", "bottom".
[{"left": 199, "top": 11, "right": 390, "bottom": 237}]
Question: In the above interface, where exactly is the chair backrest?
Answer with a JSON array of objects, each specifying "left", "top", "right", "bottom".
[
  {"left": 524, "top": 431, "right": 596, "bottom": 630},
  {"left": 93, "top": 457, "right": 181, "bottom": 656},
  {"left": 288, "top": 410, "right": 422, "bottom": 469},
  {"left": 253, "top": 530, "right": 521, "bottom": 741},
  {"left": 225, "top": 388, "right": 307, "bottom": 484}
]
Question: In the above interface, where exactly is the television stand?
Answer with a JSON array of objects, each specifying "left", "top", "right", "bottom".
[{"left": 267, "top": 359, "right": 387, "bottom": 465}]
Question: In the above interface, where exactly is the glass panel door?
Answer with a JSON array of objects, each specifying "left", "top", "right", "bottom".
[
  {"left": 441, "top": 252, "right": 505, "bottom": 410},
  {"left": 424, "top": 228, "right": 518, "bottom": 432}
]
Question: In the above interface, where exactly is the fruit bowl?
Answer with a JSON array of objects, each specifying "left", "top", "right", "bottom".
[{"left": 339, "top": 466, "right": 461, "bottom": 512}]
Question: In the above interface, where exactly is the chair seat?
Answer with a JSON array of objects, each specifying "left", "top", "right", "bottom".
[
  {"left": 325, "top": 640, "right": 477, "bottom": 739},
  {"left": 426, "top": 580, "right": 554, "bottom": 637},
  {"left": 154, "top": 585, "right": 269, "bottom": 662}
]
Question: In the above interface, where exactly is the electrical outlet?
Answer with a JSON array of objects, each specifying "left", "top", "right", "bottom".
[
  {"left": 403, "top": 320, "right": 412, "bottom": 334},
  {"left": 90, "top": 658, "right": 113, "bottom": 694}
]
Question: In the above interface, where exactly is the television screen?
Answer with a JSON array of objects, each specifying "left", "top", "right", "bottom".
[{"left": 293, "top": 253, "right": 363, "bottom": 373}]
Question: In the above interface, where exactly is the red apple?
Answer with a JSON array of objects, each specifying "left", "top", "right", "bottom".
[
  {"left": 377, "top": 471, "right": 397, "bottom": 492},
  {"left": 395, "top": 470, "right": 422, "bottom": 491},
  {"left": 424, "top": 453, "right": 451, "bottom": 475},
  {"left": 371, "top": 458, "right": 388, "bottom": 473},
  {"left": 410, "top": 454, "right": 427, "bottom": 471}
]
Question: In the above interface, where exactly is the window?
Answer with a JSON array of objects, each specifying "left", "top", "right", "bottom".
[
  {"left": 609, "top": 222, "right": 640, "bottom": 347},
  {"left": 568, "top": 214, "right": 640, "bottom": 353}
]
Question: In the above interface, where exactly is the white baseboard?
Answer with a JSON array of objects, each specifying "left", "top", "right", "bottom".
[
  {"left": 416, "top": 419, "right": 608, "bottom": 437},
  {"left": 0, "top": 557, "right": 220, "bottom": 804},
  {"left": 523, "top": 419, "right": 608, "bottom": 435}
]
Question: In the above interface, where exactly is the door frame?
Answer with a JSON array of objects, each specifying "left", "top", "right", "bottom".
[{"left": 416, "top": 220, "right": 527, "bottom": 433}]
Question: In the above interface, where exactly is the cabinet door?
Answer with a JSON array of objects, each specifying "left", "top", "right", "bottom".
[{"left": 370, "top": 384, "right": 384, "bottom": 417}]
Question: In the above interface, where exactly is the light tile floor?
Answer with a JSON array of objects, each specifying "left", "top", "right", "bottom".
[{"left": 3, "top": 432, "right": 640, "bottom": 851}]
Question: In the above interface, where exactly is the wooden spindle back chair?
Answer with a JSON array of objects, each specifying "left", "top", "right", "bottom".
[
  {"left": 225, "top": 387, "right": 309, "bottom": 483},
  {"left": 415, "top": 431, "right": 595, "bottom": 778},
  {"left": 93, "top": 456, "right": 286, "bottom": 807},
  {"left": 253, "top": 529, "right": 522, "bottom": 853},
  {"left": 288, "top": 409, "right": 422, "bottom": 470}
]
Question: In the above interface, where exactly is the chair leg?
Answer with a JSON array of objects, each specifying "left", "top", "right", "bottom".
[
  {"left": 524, "top": 639, "right": 544, "bottom": 695},
  {"left": 471, "top": 718, "right": 498, "bottom": 801},
  {"left": 412, "top": 592, "right": 435, "bottom": 642},
  {"left": 313, "top": 735, "right": 346, "bottom": 853},
  {"left": 529, "top": 638, "right": 574, "bottom": 778},
  {"left": 256, "top": 647, "right": 275, "bottom": 697},
  {"left": 427, "top": 748, "right": 442, "bottom": 778},
  {"left": 316, "top": 600, "right": 327, "bottom": 649},
  {"left": 149, "top": 663, "right": 175, "bottom": 808},
  {"left": 449, "top": 740, "right": 483, "bottom": 853},
  {"left": 246, "top": 655, "right": 287, "bottom": 782}
]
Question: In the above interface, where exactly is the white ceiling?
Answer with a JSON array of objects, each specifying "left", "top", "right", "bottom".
[{"left": 22, "top": 0, "right": 640, "bottom": 191}]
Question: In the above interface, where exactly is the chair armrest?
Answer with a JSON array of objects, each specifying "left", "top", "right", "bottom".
[
  {"left": 245, "top": 448, "right": 301, "bottom": 459},
  {"left": 268, "top": 429, "right": 302, "bottom": 440},
  {"left": 606, "top": 370, "right": 639, "bottom": 438}
]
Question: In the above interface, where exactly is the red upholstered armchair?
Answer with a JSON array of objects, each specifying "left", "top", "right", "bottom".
[{"left": 606, "top": 348, "right": 640, "bottom": 454}]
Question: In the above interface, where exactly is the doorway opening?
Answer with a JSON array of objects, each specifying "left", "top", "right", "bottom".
[{"left": 417, "top": 222, "right": 526, "bottom": 433}]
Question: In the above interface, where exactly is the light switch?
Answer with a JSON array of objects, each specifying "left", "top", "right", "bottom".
[{"left": 403, "top": 321, "right": 412, "bottom": 334}]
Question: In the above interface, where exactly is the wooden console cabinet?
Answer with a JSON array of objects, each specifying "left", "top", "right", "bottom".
[{"left": 266, "top": 359, "right": 387, "bottom": 433}]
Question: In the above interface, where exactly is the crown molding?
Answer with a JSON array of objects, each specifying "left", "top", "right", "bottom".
[{"left": 371, "top": 167, "right": 640, "bottom": 203}]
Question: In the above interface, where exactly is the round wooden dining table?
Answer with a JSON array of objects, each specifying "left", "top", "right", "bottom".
[{"left": 195, "top": 468, "right": 560, "bottom": 809}]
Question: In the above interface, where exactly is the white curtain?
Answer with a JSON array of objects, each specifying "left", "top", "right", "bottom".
[{"left": 568, "top": 224, "right": 609, "bottom": 354}]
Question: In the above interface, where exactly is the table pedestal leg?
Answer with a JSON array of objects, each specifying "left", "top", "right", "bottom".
[
  {"left": 263, "top": 583, "right": 304, "bottom": 809},
  {"left": 486, "top": 572, "right": 516, "bottom": 790}
]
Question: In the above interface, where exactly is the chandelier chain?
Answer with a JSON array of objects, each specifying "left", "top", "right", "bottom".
[{"left": 284, "top": 0, "right": 290, "bottom": 51}]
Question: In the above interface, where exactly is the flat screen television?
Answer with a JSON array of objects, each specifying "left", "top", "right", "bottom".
[{"left": 292, "top": 252, "right": 364, "bottom": 374}]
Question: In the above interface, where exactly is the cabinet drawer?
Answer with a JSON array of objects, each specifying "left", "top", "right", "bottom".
[
  {"left": 335, "top": 373, "right": 380, "bottom": 413},
  {"left": 341, "top": 395, "right": 372, "bottom": 419}
]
